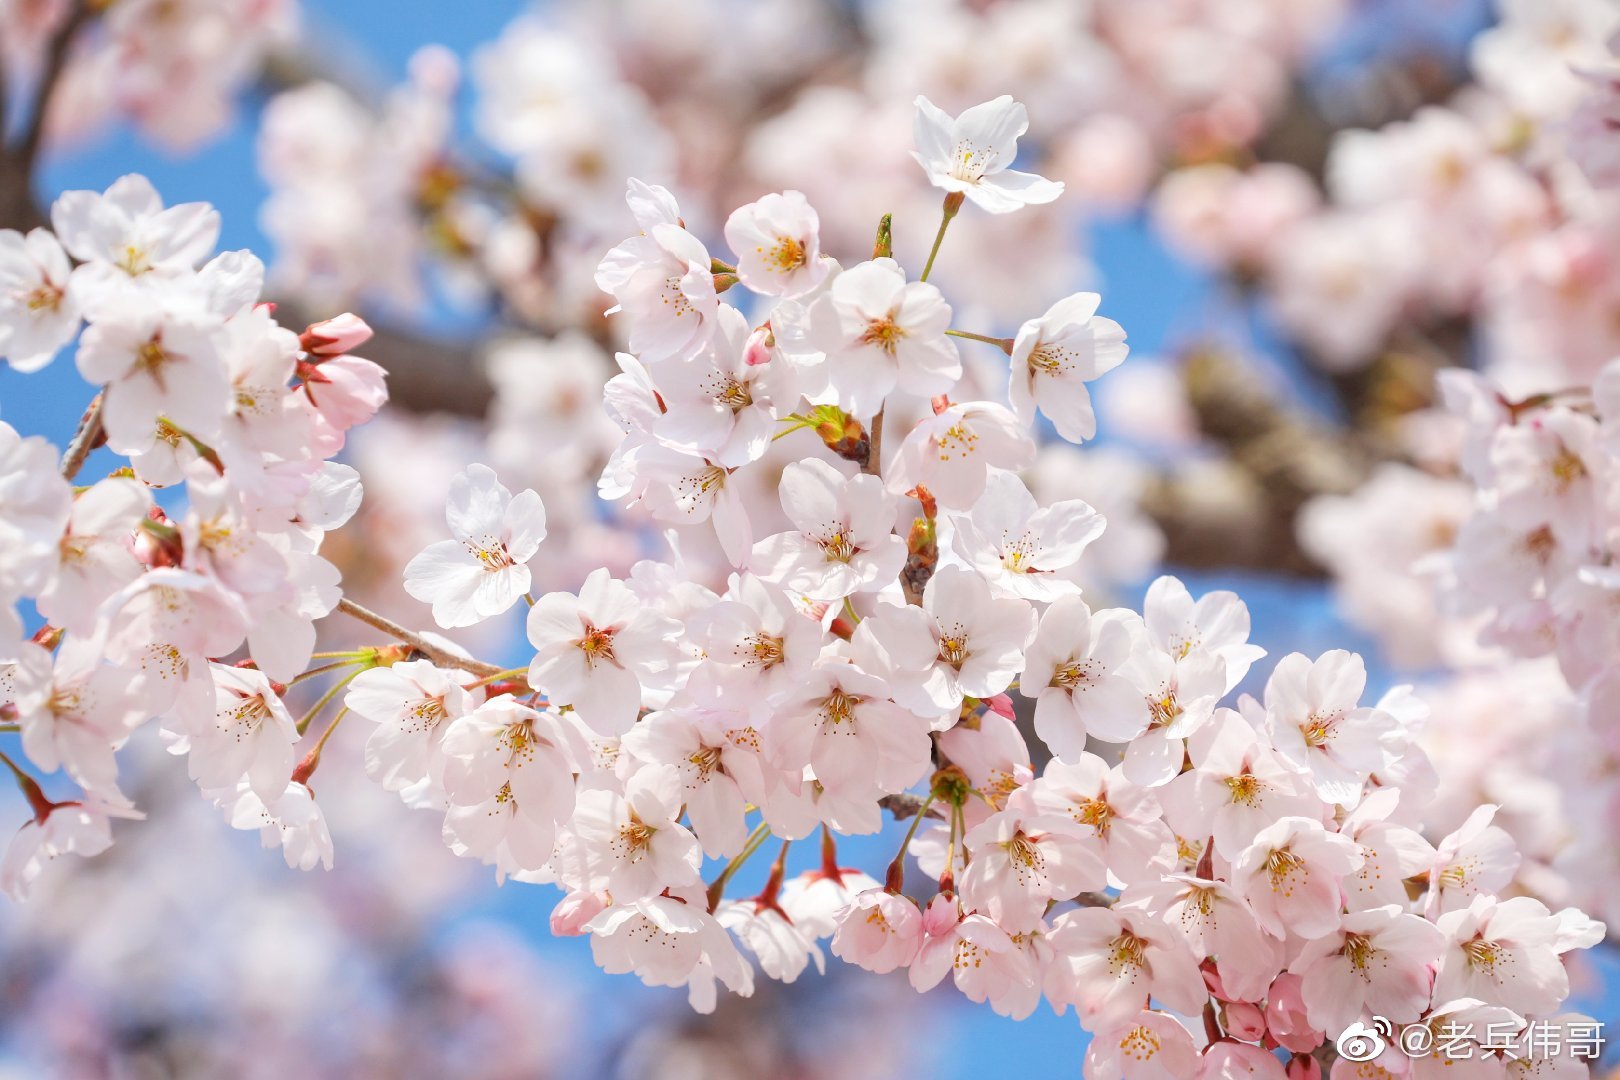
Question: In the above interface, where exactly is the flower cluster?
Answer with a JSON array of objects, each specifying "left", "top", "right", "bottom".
[
  {"left": 331, "top": 95, "right": 1601, "bottom": 1076},
  {"left": 0, "top": 174, "right": 385, "bottom": 892}
]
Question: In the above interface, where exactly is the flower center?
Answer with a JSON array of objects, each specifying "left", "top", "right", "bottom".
[
  {"left": 1147, "top": 691, "right": 1182, "bottom": 729},
  {"left": 1106, "top": 932, "right": 1147, "bottom": 974},
  {"left": 616, "top": 813, "right": 657, "bottom": 861},
  {"left": 1264, "top": 848, "right": 1307, "bottom": 894},
  {"left": 406, "top": 696, "right": 448, "bottom": 734},
  {"left": 1461, "top": 937, "right": 1502, "bottom": 974},
  {"left": 577, "top": 623, "right": 620, "bottom": 669},
  {"left": 1225, "top": 773, "right": 1264, "bottom": 807},
  {"left": 950, "top": 139, "right": 998, "bottom": 182},
  {"left": 134, "top": 339, "right": 172, "bottom": 387},
  {"left": 25, "top": 283, "right": 63, "bottom": 312},
  {"left": 821, "top": 688, "right": 861, "bottom": 728},
  {"left": 1119, "top": 1025, "right": 1162, "bottom": 1063},
  {"left": 821, "top": 529, "right": 857, "bottom": 563},
  {"left": 117, "top": 244, "right": 153, "bottom": 277},
  {"left": 1551, "top": 447, "right": 1587, "bottom": 491},
  {"left": 1343, "top": 932, "right": 1376, "bottom": 975},
  {"left": 860, "top": 315, "right": 906, "bottom": 355},
  {"left": 1301, "top": 714, "right": 1335, "bottom": 748},
  {"left": 745, "top": 632, "right": 785, "bottom": 669},
  {"left": 1028, "top": 344, "right": 1074, "bottom": 375},
  {"left": 764, "top": 235, "right": 806, "bottom": 272},
  {"left": 715, "top": 376, "right": 753, "bottom": 411},
  {"left": 689, "top": 745, "right": 722, "bottom": 780},
  {"left": 1050, "top": 658, "right": 1092, "bottom": 689},
  {"left": 1072, "top": 796, "right": 1113, "bottom": 835},
  {"left": 932, "top": 423, "right": 978, "bottom": 462}
]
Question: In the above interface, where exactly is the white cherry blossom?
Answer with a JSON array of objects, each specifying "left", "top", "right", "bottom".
[
  {"left": 404, "top": 463, "right": 547, "bottom": 629},
  {"left": 911, "top": 95, "right": 1064, "bottom": 213}
]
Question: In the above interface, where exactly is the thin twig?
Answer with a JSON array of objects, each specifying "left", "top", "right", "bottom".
[
  {"left": 333, "top": 597, "right": 504, "bottom": 678},
  {"left": 59, "top": 392, "right": 103, "bottom": 481}
]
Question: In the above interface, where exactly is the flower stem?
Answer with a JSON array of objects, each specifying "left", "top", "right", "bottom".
[
  {"left": 288, "top": 658, "right": 364, "bottom": 686},
  {"left": 295, "top": 668, "right": 364, "bottom": 735},
  {"left": 919, "top": 191, "right": 965, "bottom": 283},
  {"left": 707, "top": 821, "right": 772, "bottom": 912},
  {"left": 293, "top": 706, "right": 349, "bottom": 786},
  {"left": 885, "top": 793, "right": 936, "bottom": 892},
  {"left": 472, "top": 666, "right": 529, "bottom": 688},
  {"left": 945, "top": 329, "right": 1015, "bottom": 353}
]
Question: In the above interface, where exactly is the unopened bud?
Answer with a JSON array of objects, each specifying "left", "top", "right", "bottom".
[
  {"left": 872, "top": 213, "right": 893, "bottom": 260},
  {"left": 1285, "top": 1055, "right": 1321, "bottom": 1080},
  {"left": 1223, "top": 1001, "right": 1266, "bottom": 1041},
  {"left": 743, "top": 325, "right": 773, "bottom": 367},
  {"left": 811, "top": 405, "right": 870, "bottom": 468},
  {"left": 300, "top": 313, "right": 374, "bottom": 356}
]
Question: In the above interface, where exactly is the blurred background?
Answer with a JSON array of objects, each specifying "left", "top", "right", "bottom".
[{"left": 1, "top": 0, "right": 1618, "bottom": 1075}]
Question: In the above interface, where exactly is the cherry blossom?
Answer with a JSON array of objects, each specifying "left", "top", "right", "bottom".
[
  {"left": 584, "top": 884, "right": 753, "bottom": 1014},
  {"left": 723, "top": 190, "right": 829, "bottom": 299},
  {"left": 768, "top": 660, "right": 932, "bottom": 799},
  {"left": 653, "top": 304, "right": 799, "bottom": 467},
  {"left": 959, "top": 797, "right": 1105, "bottom": 926},
  {"left": 345, "top": 660, "right": 477, "bottom": 799},
  {"left": 525, "top": 567, "right": 682, "bottom": 735},
  {"left": 911, "top": 95, "right": 1064, "bottom": 213},
  {"left": 886, "top": 403, "right": 1036, "bottom": 511},
  {"left": 595, "top": 184, "right": 717, "bottom": 365},
  {"left": 0, "top": 229, "right": 80, "bottom": 372},
  {"left": 1007, "top": 292, "right": 1128, "bottom": 443},
  {"left": 749, "top": 458, "right": 905, "bottom": 601},
  {"left": 1045, "top": 905, "right": 1205, "bottom": 1031},
  {"left": 852, "top": 565, "right": 1035, "bottom": 720},
  {"left": 51, "top": 174, "right": 219, "bottom": 309},
  {"left": 572, "top": 764, "right": 703, "bottom": 897},
  {"left": 803, "top": 258, "right": 960, "bottom": 417},
  {"left": 1021, "top": 596, "right": 1149, "bottom": 760},
  {"left": 1264, "top": 650, "right": 1402, "bottom": 806},
  {"left": 1231, "top": 816, "right": 1364, "bottom": 939},
  {"left": 1290, "top": 904, "right": 1446, "bottom": 1032},
  {"left": 403, "top": 463, "right": 547, "bottom": 629},
  {"left": 175, "top": 663, "right": 299, "bottom": 802},
  {"left": 830, "top": 889, "right": 923, "bottom": 974},
  {"left": 952, "top": 469, "right": 1104, "bottom": 601}
]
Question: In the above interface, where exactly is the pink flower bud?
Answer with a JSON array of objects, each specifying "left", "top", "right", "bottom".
[
  {"left": 982, "top": 693, "right": 1015, "bottom": 720},
  {"left": 551, "top": 891, "right": 607, "bottom": 936},
  {"left": 743, "top": 326, "right": 772, "bottom": 366},
  {"left": 304, "top": 354, "right": 388, "bottom": 449},
  {"left": 300, "top": 312, "right": 374, "bottom": 356},
  {"left": 1264, "top": 973, "right": 1324, "bottom": 1054},
  {"left": 1224, "top": 1000, "right": 1267, "bottom": 1041},
  {"left": 1285, "top": 1054, "right": 1321, "bottom": 1080}
]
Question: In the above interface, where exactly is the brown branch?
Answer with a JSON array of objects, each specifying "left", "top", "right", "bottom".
[
  {"left": 333, "top": 597, "right": 504, "bottom": 678},
  {"left": 58, "top": 391, "right": 103, "bottom": 481},
  {"left": 15, "top": 0, "right": 90, "bottom": 176},
  {"left": 878, "top": 792, "right": 946, "bottom": 821}
]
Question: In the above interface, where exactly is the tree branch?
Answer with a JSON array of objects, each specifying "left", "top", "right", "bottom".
[
  {"left": 59, "top": 391, "right": 103, "bottom": 481},
  {"left": 333, "top": 597, "right": 505, "bottom": 678},
  {"left": 878, "top": 792, "right": 947, "bottom": 821}
]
